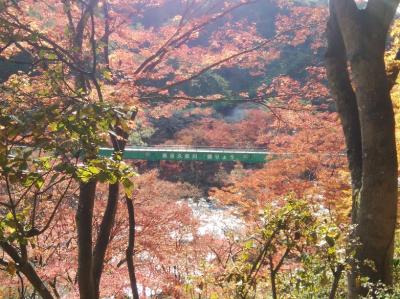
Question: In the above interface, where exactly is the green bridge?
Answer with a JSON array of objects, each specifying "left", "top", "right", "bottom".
[{"left": 99, "top": 146, "right": 268, "bottom": 163}]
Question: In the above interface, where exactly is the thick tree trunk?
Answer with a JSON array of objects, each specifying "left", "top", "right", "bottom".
[
  {"left": 351, "top": 52, "right": 398, "bottom": 290},
  {"left": 76, "top": 181, "right": 97, "bottom": 299},
  {"left": 325, "top": 14, "right": 362, "bottom": 212},
  {"left": 325, "top": 13, "right": 363, "bottom": 296},
  {"left": 326, "top": 1, "right": 399, "bottom": 297}
]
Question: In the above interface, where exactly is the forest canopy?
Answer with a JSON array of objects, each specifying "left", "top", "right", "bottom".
[{"left": 0, "top": 0, "right": 399, "bottom": 298}]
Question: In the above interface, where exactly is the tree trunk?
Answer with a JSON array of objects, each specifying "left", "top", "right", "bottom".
[
  {"left": 126, "top": 196, "right": 140, "bottom": 299},
  {"left": 325, "top": 15, "right": 362, "bottom": 197},
  {"left": 325, "top": 12, "right": 362, "bottom": 295},
  {"left": 351, "top": 49, "right": 398, "bottom": 291},
  {"left": 267, "top": 255, "right": 278, "bottom": 299},
  {"left": 326, "top": 1, "right": 399, "bottom": 296},
  {"left": 76, "top": 181, "right": 97, "bottom": 299},
  {"left": 92, "top": 182, "right": 119, "bottom": 298},
  {"left": 270, "top": 271, "right": 277, "bottom": 299}
]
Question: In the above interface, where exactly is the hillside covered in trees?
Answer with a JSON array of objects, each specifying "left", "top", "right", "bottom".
[{"left": 1, "top": 0, "right": 400, "bottom": 298}]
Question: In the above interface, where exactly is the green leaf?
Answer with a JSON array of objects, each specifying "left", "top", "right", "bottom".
[
  {"left": 122, "top": 178, "right": 134, "bottom": 197},
  {"left": 325, "top": 235, "right": 335, "bottom": 247},
  {"left": 49, "top": 173, "right": 59, "bottom": 184},
  {"left": 244, "top": 240, "right": 253, "bottom": 249},
  {"left": 48, "top": 122, "right": 58, "bottom": 132},
  {"left": 76, "top": 168, "right": 93, "bottom": 183},
  {"left": 108, "top": 173, "right": 117, "bottom": 184},
  {"left": 327, "top": 247, "right": 336, "bottom": 255},
  {"left": 210, "top": 293, "right": 219, "bottom": 299},
  {"left": 6, "top": 212, "right": 13, "bottom": 221},
  {"left": 34, "top": 177, "right": 45, "bottom": 189},
  {"left": 88, "top": 166, "right": 101, "bottom": 175}
]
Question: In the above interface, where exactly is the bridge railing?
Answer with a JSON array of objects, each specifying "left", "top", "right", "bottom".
[{"left": 125, "top": 144, "right": 268, "bottom": 153}]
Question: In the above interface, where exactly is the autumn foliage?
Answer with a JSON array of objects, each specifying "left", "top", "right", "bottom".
[{"left": 0, "top": 0, "right": 366, "bottom": 298}]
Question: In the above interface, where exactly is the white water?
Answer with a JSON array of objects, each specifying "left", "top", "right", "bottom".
[{"left": 182, "top": 197, "right": 244, "bottom": 238}]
